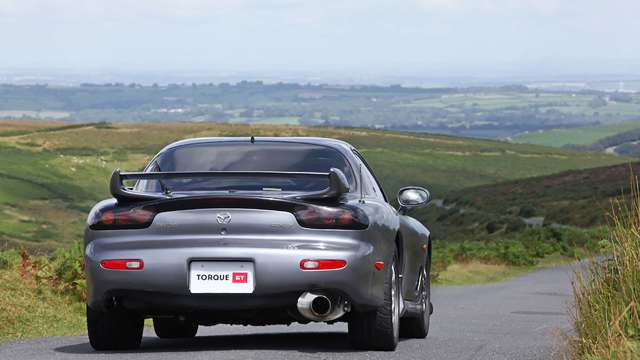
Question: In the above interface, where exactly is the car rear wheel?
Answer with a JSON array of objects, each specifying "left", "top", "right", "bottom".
[
  {"left": 153, "top": 317, "right": 198, "bottom": 339},
  {"left": 400, "top": 266, "right": 431, "bottom": 338},
  {"left": 348, "top": 255, "right": 400, "bottom": 351},
  {"left": 87, "top": 305, "right": 143, "bottom": 351}
]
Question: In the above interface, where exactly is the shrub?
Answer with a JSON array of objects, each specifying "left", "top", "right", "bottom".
[
  {"left": 571, "top": 180, "right": 640, "bottom": 359},
  {"left": 518, "top": 205, "right": 537, "bottom": 218},
  {"left": 0, "top": 249, "right": 19, "bottom": 270},
  {"left": 50, "top": 242, "right": 86, "bottom": 300},
  {"left": 2, "top": 244, "right": 87, "bottom": 301},
  {"left": 431, "top": 247, "right": 454, "bottom": 281}
]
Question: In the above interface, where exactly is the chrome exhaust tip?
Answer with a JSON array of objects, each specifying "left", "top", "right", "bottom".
[
  {"left": 297, "top": 291, "right": 350, "bottom": 322},
  {"left": 311, "top": 295, "right": 332, "bottom": 317}
]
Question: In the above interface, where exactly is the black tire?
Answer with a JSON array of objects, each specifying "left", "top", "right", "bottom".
[
  {"left": 87, "top": 305, "right": 143, "bottom": 351},
  {"left": 348, "top": 255, "right": 400, "bottom": 351},
  {"left": 400, "top": 265, "right": 431, "bottom": 338},
  {"left": 153, "top": 317, "right": 198, "bottom": 339}
]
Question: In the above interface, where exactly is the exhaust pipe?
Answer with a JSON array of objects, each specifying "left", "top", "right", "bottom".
[{"left": 297, "top": 291, "right": 350, "bottom": 322}]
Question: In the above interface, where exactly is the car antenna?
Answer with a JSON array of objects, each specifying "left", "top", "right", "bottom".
[{"left": 250, "top": 136, "right": 255, "bottom": 144}]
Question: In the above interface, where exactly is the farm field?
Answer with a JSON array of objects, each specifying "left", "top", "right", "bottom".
[
  {"left": 0, "top": 120, "right": 628, "bottom": 251},
  {"left": 512, "top": 120, "right": 640, "bottom": 147}
]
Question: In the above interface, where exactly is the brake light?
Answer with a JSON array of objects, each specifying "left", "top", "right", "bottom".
[
  {"left": 294, "top": 205, "right": 368, "bottom": 230},
  {"left": 300, "top": 259, "right": 347, "bottom": 271},
  {"left": 89, "top": 204, "right": 156, "bottom": 230},
  {"left": 100, "top": 259, "right": 144, "bottom": 270}
]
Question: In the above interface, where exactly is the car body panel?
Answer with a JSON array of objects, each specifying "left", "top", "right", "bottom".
[{"left": 84, "top": 137, "right": 431, "bottom": 323}]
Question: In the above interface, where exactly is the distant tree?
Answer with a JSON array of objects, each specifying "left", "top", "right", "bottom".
[
  {"left": 518, "top": 205, "right": 536, "bottom": 218},
  {"left": 610, "top": 92, "right": 633, "bottom": 103},
  {"left": 589, "top": 96, "right": 607, "bottom": 108}
]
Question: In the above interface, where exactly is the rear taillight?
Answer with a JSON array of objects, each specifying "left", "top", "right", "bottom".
[
  {"left": 300, "top": 259, "right": 347, "bottom": 271},
  {"left": 89, "top": 204, "right": 156, "bottom": 230},
  {"left": 294, "top": 205, "right": 369, "bottom": 230},
  {"left": 100, "top": 259, "right": 144, "bottom": 270}
]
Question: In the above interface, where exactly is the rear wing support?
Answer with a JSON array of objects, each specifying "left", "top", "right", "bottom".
[{"left": 109, "top": 168, "right": 350, "bottom": 202}]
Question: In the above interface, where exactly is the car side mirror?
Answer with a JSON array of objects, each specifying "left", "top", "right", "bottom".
[{"left": 397, "top": 186, "right": 431, "bottom": 215}]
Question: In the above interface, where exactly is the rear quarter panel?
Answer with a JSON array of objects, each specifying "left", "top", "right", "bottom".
[{"left": 399, "top": 215, "right": 430, "bottom": 301}]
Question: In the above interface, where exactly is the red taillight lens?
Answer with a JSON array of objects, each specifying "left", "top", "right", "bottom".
[
  {"left": 294, "top": 205, "right": 368, "bottom": 230},
  {"left": 89, "top": 206, "right": 156, "bottom": 230},
  {"left": 300, "top": 259, "right": 347, "bottom": 271},
  {"left": 100, "top": 259, "right": 144, "bottom": 270}
]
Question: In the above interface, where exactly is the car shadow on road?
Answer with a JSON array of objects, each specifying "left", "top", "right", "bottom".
[{"left": 55, "top": 332, "right": 364, "bottom": 354}]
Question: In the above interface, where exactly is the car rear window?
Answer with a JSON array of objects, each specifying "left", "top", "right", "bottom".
[{"left": 137, "top": 142, "right": 354, "bottom": 193}]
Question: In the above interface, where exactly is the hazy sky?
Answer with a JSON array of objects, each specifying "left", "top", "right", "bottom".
[{"left": 0, "top": 0, "right": 638, "bottom": 77}]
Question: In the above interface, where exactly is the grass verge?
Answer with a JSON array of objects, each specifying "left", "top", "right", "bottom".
[
  {"left": 570, "top": 180, "right": 640, "bottom": 359},
  {"left": 0, "top": 250, "right": 85, "bottom": 342},
  {"left": 435, "top": 261, "right": 532, "bottom": 286},
  {"left": 435, "top": 253, "right": 579, "bottom": 286}
]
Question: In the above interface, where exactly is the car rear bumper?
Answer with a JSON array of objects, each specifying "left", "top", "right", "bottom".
[{"left": 85, "top": 235, "right": 386, "bottom": 314}]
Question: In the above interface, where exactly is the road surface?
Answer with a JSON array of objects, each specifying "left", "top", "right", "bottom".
[{"left": 0, "top": 265, "right": 575, "bottom": 360}]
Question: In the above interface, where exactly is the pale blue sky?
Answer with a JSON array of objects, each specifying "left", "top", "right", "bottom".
[{"left": 0, "top": 0, "right": 638, "bottom": 78}]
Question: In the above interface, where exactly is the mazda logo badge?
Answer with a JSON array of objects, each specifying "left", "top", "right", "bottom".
[{"left": 216, "top": 212, "right": 232, "bottom": 224}]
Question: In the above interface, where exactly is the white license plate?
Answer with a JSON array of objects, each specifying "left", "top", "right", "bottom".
[{"left": 189, "top": 261, "right": 255, "bottom": 294}]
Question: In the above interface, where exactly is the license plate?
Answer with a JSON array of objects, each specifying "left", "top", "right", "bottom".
[{"left": 189, "top": 261, "right": 255, "bottom": 294}]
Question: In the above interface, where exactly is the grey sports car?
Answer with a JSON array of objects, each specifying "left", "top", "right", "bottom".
[{"left": 84, "top": 137, "right": 432, "bottom": 351}]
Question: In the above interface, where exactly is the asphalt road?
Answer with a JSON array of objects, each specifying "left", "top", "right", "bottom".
[{"left": 0, "top": 265, "right": 575, "bottom": 360}]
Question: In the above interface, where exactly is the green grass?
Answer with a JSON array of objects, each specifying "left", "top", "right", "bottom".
[
  {"left": 436, "top": 252, "right": 581, "bottom": 286},
  {"left": 435, "top": 261, "right": 532, "bottom": 286},
  {"left": 570, "top": 181, "right": 640, "bottom": 359},
  {"left": 0, "top": 250, "right": 85, "bottom": 342},
  {"left": 0, "top": 268, "right": 85, "bottom": 342},
  {"left": 512, "top": 120, "right": 640, "bottom": 147},
  {"left": 232, "top": 116, "right": 300, "bottom": 125},
  {"left": 399, "top": 92, "right": 590, "bottom": 110}
]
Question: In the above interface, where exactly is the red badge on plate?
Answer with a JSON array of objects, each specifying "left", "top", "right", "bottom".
[{"left": 232, "top": 272, "right": 248, "bottom": 283}]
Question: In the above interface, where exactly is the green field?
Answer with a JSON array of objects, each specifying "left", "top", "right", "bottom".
[
  {"left": 399, "top": 92, "right": 588, "bottom": 110},
  {"left": 512, "top": 120, "right": 640, "bottom": 147},
  {"left": 0, "top": 120, "right": 628, "bottom": 250}
]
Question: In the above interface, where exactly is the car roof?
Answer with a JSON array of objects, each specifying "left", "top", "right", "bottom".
[{"left": 159, "top": 137, "right": 356, "bottom": 154}]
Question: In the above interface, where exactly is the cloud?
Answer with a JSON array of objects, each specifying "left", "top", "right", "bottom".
[
  {"left": 0, "top": 0, "right": 637, "bottom": 73},
  {"left": 0, "top": 0, "right": 254, "bottom": 20},
  {"left": 415, "top": 0, "right": 565, "bottom": 15}
]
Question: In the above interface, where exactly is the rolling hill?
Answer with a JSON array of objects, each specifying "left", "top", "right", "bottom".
[
  {"left": 0, "top": 120, "right": 629, "bottom": 251},
  {"left": 421, "top": 162, "right": 639, "bottom": 242}
]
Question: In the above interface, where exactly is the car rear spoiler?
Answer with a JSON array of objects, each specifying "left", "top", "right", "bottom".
[{"left": 109, "top": 168, "right": 350, "bottom": 202}]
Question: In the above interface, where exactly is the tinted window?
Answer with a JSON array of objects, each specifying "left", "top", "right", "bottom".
[
  {"left": 138, "top": 142, "right": 354, "bottom": 193},
  {"left": 352, "top": 149, "right": 387, "bottom": 202}
]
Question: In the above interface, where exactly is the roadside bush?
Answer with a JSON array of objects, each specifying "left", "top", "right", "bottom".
[
  {"left": 50, "top": 242, "right": 86, "bottom": 300},
  {"left": 0, "top": 243, "right": 86, "bottom": 301},
  {"left": 439, "top": 226, "right": 605, "bottom": 271},
  {"left": 571, "top": 182, "right": 640, "bottom": 359},
  {"left": 452, "top": 239, "right": 537, "bottom": 266},
  {"left": 430, "top": 245, "right": 454, "bottom": 281}
]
